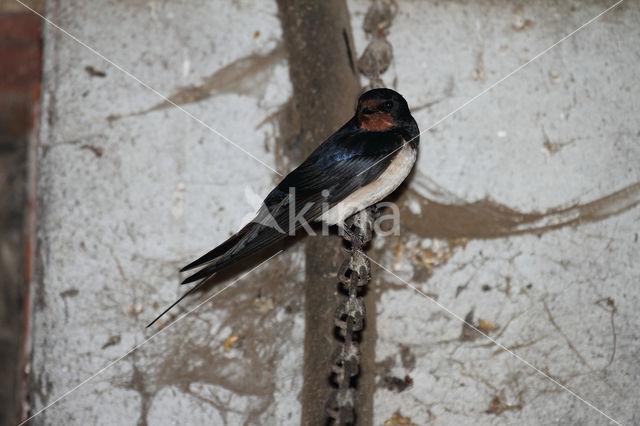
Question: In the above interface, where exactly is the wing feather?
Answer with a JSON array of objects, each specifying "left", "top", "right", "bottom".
[{"left": 181, "top": 122, "right": 406, "bottom": 282}]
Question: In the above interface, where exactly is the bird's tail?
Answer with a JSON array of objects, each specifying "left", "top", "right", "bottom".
[
  {"left": 146, "top": 221, "right": 286, "bottom": 328},
  {"left": 180, "top": 220, "right": 283, "bottom": 284}
]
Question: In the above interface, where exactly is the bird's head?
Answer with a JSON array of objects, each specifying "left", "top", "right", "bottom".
[{"left": 355, "top": 88, "right": 411, "bottom": 132}]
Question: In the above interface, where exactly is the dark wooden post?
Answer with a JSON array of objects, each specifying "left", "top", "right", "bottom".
[{"left": 276, "top": 1, "right": 375, "bottom": 424}]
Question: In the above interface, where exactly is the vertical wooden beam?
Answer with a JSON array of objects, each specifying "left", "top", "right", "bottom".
[{"left": 276, "top": 1, "right": 375, "bottom": 424}]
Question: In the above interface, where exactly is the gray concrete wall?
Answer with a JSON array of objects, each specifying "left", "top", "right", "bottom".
[
  {"left": 348, "top": 1, "right": 640, "bottom": 424},
  {"left": 32, "top": 1, "right": 302, "bottom": 424},
  {"left": 28, "top": 0, "right": 640, "bottom": 425}
]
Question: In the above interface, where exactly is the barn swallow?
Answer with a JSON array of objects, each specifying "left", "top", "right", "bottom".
[{"left": 148, "top": 88, "right": 419, "bottom": 327}]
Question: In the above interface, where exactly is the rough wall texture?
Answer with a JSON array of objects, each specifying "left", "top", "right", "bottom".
[
  {"left": 31, "top": 1, "right": 303, "bottom": 424},
  {"left": 347, "top": 1, "right": 640, "bottom": 425},
  {"left": 28, "top": 0, "right": 640, "bottom": 425}
]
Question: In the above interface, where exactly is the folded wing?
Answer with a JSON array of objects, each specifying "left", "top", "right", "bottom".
[{"left": 180, "top": 123, "right": 405, "bottom": 284}]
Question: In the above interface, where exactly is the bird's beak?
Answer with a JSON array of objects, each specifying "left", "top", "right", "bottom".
[{"left": 361, "top": 107, "right": 376, "bottom": 115}]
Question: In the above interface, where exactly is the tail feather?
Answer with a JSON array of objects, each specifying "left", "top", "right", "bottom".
[
  {"left": 148, "top": 218, "right": 287, "bottom": 327},
  {"left": 181, "top": 223, "right": 284, "bottom": 284},
  {"left": 180, "top": 263, "right": 221, "bottom": 285},
  {"left": 180, "top": 225, "right": 250, "bottom": 272},
  {"left": 146, "top": 278, "right": 208, "bottom": 328}
]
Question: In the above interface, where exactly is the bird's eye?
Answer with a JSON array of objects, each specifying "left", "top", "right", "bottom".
[{"left": 382, "top": 101, "right": 393, "bottom": 110}]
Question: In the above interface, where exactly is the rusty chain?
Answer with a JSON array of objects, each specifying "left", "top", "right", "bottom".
[{"left": 326, "top": 208, "right": 374, "bottom": 425}]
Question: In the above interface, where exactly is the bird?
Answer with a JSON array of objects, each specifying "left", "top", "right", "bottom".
[{"left": 147, "top": 88, "right": 419, "bottom": 327}]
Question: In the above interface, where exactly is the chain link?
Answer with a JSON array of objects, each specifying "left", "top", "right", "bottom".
[{"left": 358, "top": 0, "right": 397, "bottom": 90}]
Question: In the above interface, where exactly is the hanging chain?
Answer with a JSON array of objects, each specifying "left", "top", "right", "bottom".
[
  {"left": 358, "top": 0, "right": 397, "bottom": 90},
  {"left": 326, "top": 208, "right": 375, "bottom": 425}
]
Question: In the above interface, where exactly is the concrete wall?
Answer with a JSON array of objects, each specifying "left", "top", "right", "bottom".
[
  {"left": 29, "top": 1, "right": 639, "bottom": 425},
  {"left": 348, "top": 1, "right": 640, "bottom": 424},
  {"left": 32, "top": 1, "right": 301, "bottom": 424}
]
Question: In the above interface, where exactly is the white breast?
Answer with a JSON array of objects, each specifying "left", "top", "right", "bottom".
[{"left": 320, "top": 144, "right": 417, "bottom": 225}]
